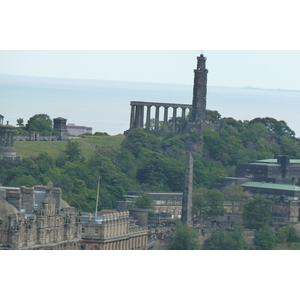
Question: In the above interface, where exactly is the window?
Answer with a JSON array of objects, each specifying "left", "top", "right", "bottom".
[
  {"left": 94, "top": 228, "right": 99, "bottom": 235},
  {"left": 80, "top": 245, "right": 85, "bottom": 250},
  {"left": 93, "top": 246, "right": 98, "bottom": 250},
  {"left": 81, "top": 228, "right": 85, "bottom": 234}
]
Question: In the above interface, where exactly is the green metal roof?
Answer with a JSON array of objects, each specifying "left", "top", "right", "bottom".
[
  {"left": 257, "top": 159, "right": 300, "bottom": 164},
  {"left": 241, "top": 181, "right": 300, "bottom": 191},
  {"left": 249, "top": 163, "right": 280, "bottom": 167}
]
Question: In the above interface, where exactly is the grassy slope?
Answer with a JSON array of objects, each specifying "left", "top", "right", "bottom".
[{"left": 14, "top": 135, "right": 125, "bottom": 158}]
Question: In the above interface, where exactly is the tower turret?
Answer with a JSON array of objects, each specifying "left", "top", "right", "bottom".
[{"left": 191, "top": 54, "right": 208, "bottom": 123}]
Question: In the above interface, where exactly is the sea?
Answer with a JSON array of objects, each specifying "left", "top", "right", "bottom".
[{"left": 1, "top": 73, "right": 300, "bottom": 137}]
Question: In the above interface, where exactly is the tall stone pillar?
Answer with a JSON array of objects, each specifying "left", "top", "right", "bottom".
[
  {"left": 164, "top": 106, "right": 169, "bottom": 125},
  {"left": 172, "top": 107, "right": 177, "bottom": 131},
  {"left": 130, "top": 105, "right": 136, "bottom": 129},
  {"left": 182, "top": 108, "right": 186, "bottom": 120},
  {"left": 155, "top": 106, "right": 160, "bottom": 131},
  {"left": 146, "top": 105, "right": 151, "bottom": 130},
  {"left": 138, "top": 105, "right": 144, "bottom": 128},
  {"left": 181, "top": 151, "right": 193, "bottom": 226}
]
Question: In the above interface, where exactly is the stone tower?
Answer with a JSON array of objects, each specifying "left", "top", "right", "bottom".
[
  {"left": 191, "top": 54, "right": 208, "bottom": 123},
  {"left": 181, "top": 150, "right": 193, "bottom": 226},
  {"left": 0, "top": 120, "right": 17, "bottom": 160},
  {"left": 53, "top": 117, "right": 68, "bottom": 141}
]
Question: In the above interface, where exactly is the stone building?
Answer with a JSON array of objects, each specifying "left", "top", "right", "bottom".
[
  {"left": 53, "top": 117, "right": 68, "bottom": 141},
  {"left": 0, "top": 118, "right": 18, "bottom": 160},
  {"left": 14, "top": 117, "right": 69, "bottom": 142},
  {"left": 80, "top": 210, "right": 149, "bottom": 250},
  {"left": 121, "top": 191, "right": 183, "bottom": 220},
  {"left": 0, "top": 183, "right": 81, "bottom": 250},
  {"left": 66, "top": 123, "right": 93, "bottom": 136},
  {"left": 215, "top": 155, "right": 300, "bottom": 227},
  {"left": 128, "top": 54, "right": 219, "bottom": 134}
]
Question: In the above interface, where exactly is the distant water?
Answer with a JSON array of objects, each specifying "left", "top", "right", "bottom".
[{"left": 1, "top": 74, "right": 300, "bottom": 137}]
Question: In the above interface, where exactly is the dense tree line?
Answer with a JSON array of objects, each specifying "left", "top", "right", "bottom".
[{"left": 2, "top": 112, "right": 300, "bottom": 217}]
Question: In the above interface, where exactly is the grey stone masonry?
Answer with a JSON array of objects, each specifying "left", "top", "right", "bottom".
[
  {"left": 191, "top": 54, "right": 208, "bottom": 123},
  {"left": 181, "top": 151, "right": 193, "bottom": 225}
]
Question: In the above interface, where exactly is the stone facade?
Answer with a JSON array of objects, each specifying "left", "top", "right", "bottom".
[
  {"left": 66, "top": 123, "right": 93, "bottom": 136},
  {"left": 0, "top": 183, "right": 81, "bottom": 250},
  {"left": 121, "top": 191, "right": 183, "bottom": 220},
  {"left": 80, "top": 210, "right": 149, "bottom": 250}
]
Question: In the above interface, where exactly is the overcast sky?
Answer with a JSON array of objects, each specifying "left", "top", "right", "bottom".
[{"left": 1, "top": 50, "right": 300, "bottom": 90}]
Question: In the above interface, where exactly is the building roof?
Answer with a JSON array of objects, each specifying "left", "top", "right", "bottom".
[
  {"left": 248, "top": 163, "right": 280, "bottom": 167},
  {"left": 242, "top": 181, "right": 300, "bottom": 192},
  {"left": 60, "top": 199, "right": 70, "bottom": 209},
  {"left": 257, "top": 159, "right": 300, "bottom": 164},
  {"left": 53, "top": 117, "right": 67, "bottom": 121},
  {"left": 0, "top": 200, "right": 19, "bottom": 217}
]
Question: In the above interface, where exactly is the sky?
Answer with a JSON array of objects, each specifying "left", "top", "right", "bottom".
[{"left": 1, "top": 50, "right": 300, "bottom": 90}]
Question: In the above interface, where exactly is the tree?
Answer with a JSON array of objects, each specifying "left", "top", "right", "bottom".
[
  {"left": 25, "top": 114, "right": 52, "bottom": 136},
  {"left": 222, "top": 185, "right": 253, "bottom": 213},
  {"left": 242, "top": 196, "right": 274, "bottom": 230},
  {"left": 136, "top": 149, "right": 169, "bottom": 189},
  {"left": 121, "top": 128, "right": 160, "bottom": 157},
  {"left": 205, "top": 110, "right": 221, "bottom": 122},
  {"left": 192, "top": 188, "right": 224, "bottom": 217},
  {"left": 64, "top": 140, "right": 84, "bottom": 162},
  {"left": 276, "top": 226, "right": 299, "bottom": 244},
  {"left": 168, "top": 221, "right": 200, "bottom": 250},
  {"left": 254, "top": 226, "right": 277, "bottom": 250},
  {"left": 202, "top": 227, "right": 248, "bottom": 250},
  {"left": 16, "top": 118, "right": 24, "bottom": 127},
  {"left": 249, "top": 117, "right": 295, "bottom": 138},
  {"left": 133, "top": 193, "right": 154, "bottom": 209}
]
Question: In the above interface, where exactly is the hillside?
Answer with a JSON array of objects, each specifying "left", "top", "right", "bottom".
[{"left": 14, "top": 135, "right": 125, "bottom": 158}]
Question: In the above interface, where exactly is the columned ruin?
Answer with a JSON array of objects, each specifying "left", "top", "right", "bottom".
[
  {"left": 130, "top": 101, "right": 192, "bottom": 131},
  {"left": 128, "top": 54, "right": 219, "bottom": 134}
]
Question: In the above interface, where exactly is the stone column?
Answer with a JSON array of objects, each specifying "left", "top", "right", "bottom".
[
  {"left": 182, "top": 151, "right": 193, "bottom": 226},
  {"left": 182, "top": 108, "right": 186, "bottom": 121},
  {"left": 155, "top": 106, "right": 160, "bottom": 131},
  {"left": 172, "top": 107, "right": 177, "bottom": 131},
  {"left": 138, "top": 105, "right": 144, "bottom": 128},
  {"left": 164, "top": 106, "right": 169, "bottom": 125},
  {"left": 134, "top": 106, "right": 139, "bottom": 128},
  {"left": 146, "top": 105, "right": 151, "bottom": 130},
  {"left": 130, "top": 105, "right": 136, "bottom": 129}
]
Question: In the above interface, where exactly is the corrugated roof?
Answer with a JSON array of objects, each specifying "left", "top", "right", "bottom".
[{"left": 242, "top": 181, "right": 300, "bottom": 191}]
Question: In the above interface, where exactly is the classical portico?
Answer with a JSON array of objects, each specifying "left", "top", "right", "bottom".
[{"left": 130, "top": 101, "right": 192, "bottom": 131}]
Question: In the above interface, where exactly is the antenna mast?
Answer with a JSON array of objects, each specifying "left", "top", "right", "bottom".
[{"left": 95, "top": 176, "right": 100, "bottom": 216}]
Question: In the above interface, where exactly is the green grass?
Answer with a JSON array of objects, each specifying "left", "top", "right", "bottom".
[{"left": 14, "top": 135, "right": 125, "bottom": 159}]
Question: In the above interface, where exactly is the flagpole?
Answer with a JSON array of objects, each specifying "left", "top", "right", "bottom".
[{"left": 95, "top": 176, "right": 100, "bottom": 216}]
